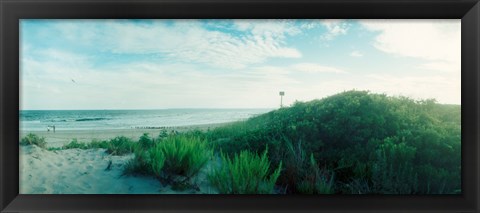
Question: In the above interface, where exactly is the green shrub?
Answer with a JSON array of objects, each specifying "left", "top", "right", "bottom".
[
  {"left": 124, "top": 135, "right": 212, "bottom": 182},
  {"left": 105, "top": 136, "right": 135, "bottom": 155},
  {"left": 278, "top": 138, "right": 308, "bottom": 193},
  {"left": 159, "top": 135, "right": 213, "bottom": 178},
  {"left": 158, "top": 129, "right": 169, "bottom": 140},
  {"left": 208, "top": 148, "right": 282, "bottom": 194},
  {"left": 205, "top": 90, "right": 460, "bottom": 194},
  {"left": 62, "top": 138, "right": 88, "bottom": 149},
  {"left": 296, "top": 154, "right": 334, "bottom": 194},
  {"left": 148, "top": 145, "right": 166, "bottom": 177},
  {"left": 60, "top": 137, "right": 135, "bottom": 156},
  {"left": 20, "top": 133, "right": 47, "bottom": 148},
  {"left": 87, "top": 139, "right": 109, "bottom": 149},
  {"left": 138, "top": 133, "right": 155, "bottom": 150},
  {"left": 124, "top": 146, "right": 154, "bottom": 175},
  {"left": 371, "top": 138, "right": 418, "bottom": 194}
]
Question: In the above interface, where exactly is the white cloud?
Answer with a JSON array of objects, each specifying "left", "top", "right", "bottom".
[
  {"left": 359, "top": 19, "right": 460, "bottom": 73},
  {"left": 364, "top": 74, "right": 460, "bottom": 104},
  {"left": 291, "top": 63, "right": 347, "bottom": 73},
  {"left": 320, "top": 19, "right": 350, "bottom": 40},
  {"left": 233, "top": 19, "right": 301, "bottom": 39},
  {"left": 52, "top": 20, "right": 302, "bottom": 69},
  {"left": 350, "top": 51, "right": 363, "bottom": 57},
  {"left": 418, "top": 61, "right": 458, "bottom": 72}
]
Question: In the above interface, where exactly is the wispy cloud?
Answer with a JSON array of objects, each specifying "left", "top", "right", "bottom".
[
  {"left": 320, "top": 20, "right": 350, "bottom": 40},
  {"left": 350, "top": 51, "right": 363, "bottom": 57},
  {"left": 50, "top": 20, "right": 302, "bottom": 69},
  {"left": 291, "top": 63, "right": 347, "bottom": 73}
]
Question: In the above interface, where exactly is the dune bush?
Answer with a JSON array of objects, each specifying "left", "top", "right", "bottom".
[
  {"left": 209, "top": 148, "right": 282, "bottom": 194},
  {"left": 206, "top": 90, "right": 461, "bottom": 194},
  {"left": 138, "top": 133, "right": 155, "bottom": 150},
  {"left": 62, "top": 138, "right": 88, "bottom": 149},
  {"left": 105, "top": 136, "right": 135, "bottom": 155},
  {"left": 20, "top": 133, "right": 47, "bottom": 148},
  {"left": 159, "top": 135, "right": 213, "bottom": 178},
  {"left": 124, "top": 135, "right": 212, "bottom": 183}
]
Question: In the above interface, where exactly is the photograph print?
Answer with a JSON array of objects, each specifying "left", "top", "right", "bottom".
[{"left": 19, "top": 19, "right": 461, "bottom": 194}]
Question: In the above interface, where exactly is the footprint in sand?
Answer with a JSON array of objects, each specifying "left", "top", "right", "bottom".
[
  {"left": 56, "top": 162, "right": 63, "bottom": 166},
  {"left": 86, "top": 165, "right": 93, "bottom": 170}
]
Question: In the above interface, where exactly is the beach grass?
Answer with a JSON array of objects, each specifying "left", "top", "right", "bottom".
[
  {"left": 56, "top": 136, "right": 136, "bottom": 156},
  {"left": 125, "top": 134, "right": 213, "bottom": 186},
  {"left": 208, "top": 148, "right": 281, "bottom": 194},
  {"left": 159, "top": 135, "right": 213, "bottom": 178},
  {"left": 20, "top": 133, "right": 47, "bottom": 149}
]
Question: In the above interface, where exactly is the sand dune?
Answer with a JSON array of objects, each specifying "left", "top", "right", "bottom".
[{"left": 20, "top": 145, "right": 218, "bottom": 194}]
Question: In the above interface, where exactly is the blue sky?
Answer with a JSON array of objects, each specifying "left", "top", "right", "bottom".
[{"left": 20, "top": 19, "right": 460, "bottom": 110}]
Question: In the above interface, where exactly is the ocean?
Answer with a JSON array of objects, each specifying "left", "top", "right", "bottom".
[{"left": 20, "top": 109, "right": 273, "bottom": 131}]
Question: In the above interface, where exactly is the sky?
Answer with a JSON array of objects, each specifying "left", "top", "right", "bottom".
[{"left": 20, "top": 19, "right": 461, "bottom": 110}]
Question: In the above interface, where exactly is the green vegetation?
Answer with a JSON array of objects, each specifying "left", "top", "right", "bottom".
[
  {"left": 105, "top": 136, "right": 136, "bottom": 155},
  {"left": 158, "top": 136, "right": 213, "bottom": 179},
  {"left": 205, "top": 90, "right": 461, "bottom": 194},
  {"left": 20, "top": 90, "right": 461, "bottom": 194},
  {"left": 20, "top": 133, "right": 47, "bottom": 149},
  {"left": 138, "top": 133, "right": 155, "bottom": 150},
  {"left": 125, "top": 134, "right": 213, "bottom": 187},
  {"left": 57, "top": 136, "right": 136, "bottom": 156},
  {"left": 208, "top": 148, "right": 282, "bottom": 194},
  {"left": 61, "top": 138, "right": 89, "bottom": 149}
]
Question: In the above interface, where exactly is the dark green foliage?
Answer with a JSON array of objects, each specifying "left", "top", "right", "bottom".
[
  {"left": 371, "top": 138, "right": 418, "bottom": 194},
  {"left": 20, "top": 133, "right": 47, "bottom": 148},
  {"left": 124, "top": 146, "right": 154, "bottom": 175},
  {"left": 207, "top": 90, "right": 461, "bottom": 194},
  {"left": 62, "top": 138, "right": 88, "bottom": 149},
  {"left": 277, "top": 138, "right": 334, "bottom": 194},
  {"left": 105, "top": 136, "right": 135, "bottom": 155},
  {"left": 148, "top": 145, "right": 166, "bottom": 177},
  {"left": 88, "top": 139, "right": 110, "bottom": 149},
  {"left": 60, "top": 137, "right": 135, "bottom": 156},
  {"left": 124, "top": 135, "right": 213, "bottom": 185},
  {"left": 296, "top": 154, "right": 335, "bottom": 194},
  {"left": 159, "top": 135, "right": 213, "bottom": 178},
  {"left": 158, "top": 129, "right": 169, "bottom": 140},
  {"left": 138, "top": 133, "right": 155, "bottom": 150},
  {"left": 208, "top": 148, "right": 282, "bottom": 194}
]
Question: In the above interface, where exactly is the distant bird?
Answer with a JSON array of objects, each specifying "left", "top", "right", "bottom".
[{"left": 71, "top": 79, "right": 76, "bottom": 83}]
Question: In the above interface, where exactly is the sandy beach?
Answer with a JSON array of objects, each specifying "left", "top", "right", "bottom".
[
  {"left": 19, "top": 123, "right": 227, "bottom": 194},
  {"left": 20, "top": 122, "right": 230, "bottom": 148},
  {"left": 19, "top": 144, "right": 219, "bottom": 194}
]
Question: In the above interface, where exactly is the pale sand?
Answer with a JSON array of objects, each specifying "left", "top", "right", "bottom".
[
  {"left": 20, "top": 145, "right": 219, "bottom": 194},
  {"left": 20, "top": 122, "right": 230, "bottom": 148},
  {"left": 19, "top": 123, "right": 226, "bottom": 194}
]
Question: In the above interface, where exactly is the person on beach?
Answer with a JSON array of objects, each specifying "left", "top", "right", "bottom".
[{"left": 53, "top": 125, "right": 56, "bottom": 133}]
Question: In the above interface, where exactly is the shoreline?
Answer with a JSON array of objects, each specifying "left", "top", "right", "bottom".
[{"left": 20, "top": 122, "right": 233, "bottom": 148}]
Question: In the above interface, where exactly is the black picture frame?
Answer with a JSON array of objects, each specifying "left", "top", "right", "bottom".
[{"left": 1, "top": 0, "right": 479, "bottom": 212}]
